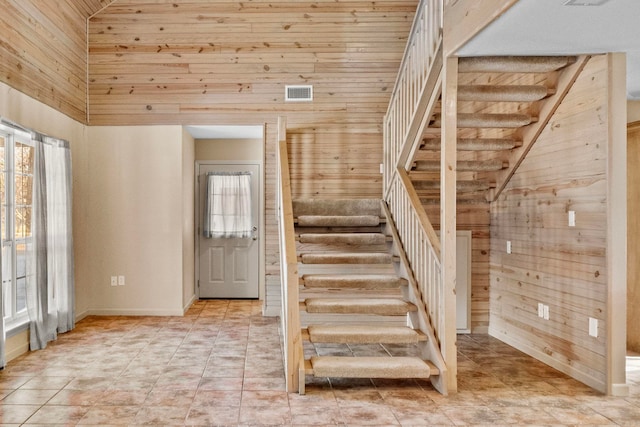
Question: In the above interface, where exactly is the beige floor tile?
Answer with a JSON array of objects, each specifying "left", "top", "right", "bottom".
[
  {"left": 0, "top": 300, "right": 638, "bottom": 426},
  {"left": 47, "top": 389, "right": 105, "bottom": 406},
  {"left": 185, "top": 405, "right": 240, "bottom": 426},
  {"left": 339, "top": 403, "right": 401, "bottom": 425},
  {"left": 0, "top": 404, "right": 40, "bottom": 424},
  {"left": 238, "top": 404, "right": 292, "bottom": 425},
  {"left": 77, "top": 405, "right": 139, "bottom": 425},
  {"left": 1, "top": 388, "right": 58, "bottom": 405},
  {"left": 133, "top": 405, "right": 190, "bottom": 425},
  {"left": 24, "top": 404, "right": 89, "bottom": 424}
]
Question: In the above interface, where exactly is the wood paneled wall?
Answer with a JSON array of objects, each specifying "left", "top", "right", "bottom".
[
  {"left": 0, "top": 1, "right": 94, "bottom": 123},
  {"left": 628, "top": 121, "right": 640, "bottom": 353},
  {"left": 288, "top": 131, "right": 382, "bottom": 199},
  {"left": 87, "top": 0, "right": 416, "bottom": 126},
  {"left": 86, "top": 1, "right": 417, "bottom": 314},
  {"left": 489, "top": 55, "right": 609, "bottom": 391},
  {"left": 423, "top": 203, "right": 491, "bottom": 333}
]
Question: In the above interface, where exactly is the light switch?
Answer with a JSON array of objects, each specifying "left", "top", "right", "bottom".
[
  {"left": 118, "top": 275, "right": 125, "bottom": 286},
  {"left": 568, "top": 210, "right": 576, "bottom": 227},
  {"left": 506, "top": 241, "right": 512, "bottom": 254},
  {"left": 589, "top": 317, "right": 598, "bottom": 337},
  {"left": 543, "top": 304, "right": 549, "bottom": 320},
  {"left": 538, "top": 303, "right": 544, "bottom": 318},
  {"left": 110, "top": 276, "right": 117, "bottom": 287}
]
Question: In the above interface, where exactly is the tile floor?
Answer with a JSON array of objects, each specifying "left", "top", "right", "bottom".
[{"left": 0, "top": 299, "right": 638, "bottom": 426}]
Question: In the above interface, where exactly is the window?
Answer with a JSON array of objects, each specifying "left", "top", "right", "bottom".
[{"left": 0, "top": 124, "right": 34, "bottom": 330}]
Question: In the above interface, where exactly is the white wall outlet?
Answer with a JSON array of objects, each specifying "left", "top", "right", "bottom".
[
  {"left": 538, "top": 303, "right": 544, "bottom": 318},
  {"left": 118, "top": 275, "right": 125, "bottom": 286},
  {"left": 110, "top": 276, "right": 117, "bottom": 287},
  {"left": 379, "top": 163, "right": 384, "bottom": 174},
  {"left": 506, "top": 240, "right": 512, "bottom": 254},
  {"left": 543, "top": 304, "right": 550, "bottom": 320},
  {"left": 568, "top": 210, "right": 576, "bottom": 227},
  {"left": 589, "top": 317, "right": 598, "bottom": 337}
]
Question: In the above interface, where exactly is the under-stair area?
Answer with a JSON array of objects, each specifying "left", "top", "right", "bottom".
[
  {"left": 292, "top": 199, "right": 445, "bottom": 394},
  {"left": 410, "top": 55, "right": 586, "bottom": 204}
]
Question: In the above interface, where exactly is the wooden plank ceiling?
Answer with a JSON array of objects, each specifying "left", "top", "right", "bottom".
[
  {"left": 87, "top": 0, "right": 418, "bottom": 127},
  {"left": 72, "top": 0, "right": 118, "bottom": 18}
]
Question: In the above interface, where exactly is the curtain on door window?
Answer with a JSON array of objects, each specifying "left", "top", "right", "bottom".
[
  {"left": 203, "top": 172, "right": 252, "bottom": 238},
  {"left": 26, "top": 135, "right": 74, "bottom": 350}
]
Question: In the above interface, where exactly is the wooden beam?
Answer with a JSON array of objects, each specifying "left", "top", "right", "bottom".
[
  {"left": 443, "top": 0, "right": 518, "bottom": 56},
  {"left": 440, "top": 55, "right": 457, "bottom": 393},
  {"left": 276, "top": 116, "right": 304, "bottom": 393},
  {"left": 627, "top": 121, "right": 640, "bottom": 353},
  {"left": 606, "top": 53, "right": 628, "bottom": 397}
]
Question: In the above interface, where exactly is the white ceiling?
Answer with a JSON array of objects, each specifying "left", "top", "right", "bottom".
[{"left": 457, "top": 0, "right": 640, "bottom": 99}]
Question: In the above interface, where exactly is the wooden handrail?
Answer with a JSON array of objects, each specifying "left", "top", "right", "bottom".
[
  {"left": 276, "top": 116, "right": 303, "bottom": 393},
  {"left": 397, "top": 168, "right": 440, "bottom": 259},
  {"left": 382, "top": 0, "right": 452, "bottom": 389},
  {"left": 384, "top": 0, "right": 443, "bottom": 194}
]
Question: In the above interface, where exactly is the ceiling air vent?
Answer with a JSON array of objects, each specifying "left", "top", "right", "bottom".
[{"left": 285, "top": 85, "right": 313, "bottom": 102}]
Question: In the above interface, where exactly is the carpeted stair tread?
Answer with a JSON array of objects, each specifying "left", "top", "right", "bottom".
[
  {"left": 420, "top": 138, "right": 518, "bottom": 152},
  {"left": 298, "top": 233, "right": 387, "bottom": 245},
  {"left": 458, "top": 56, "right": 575, "bottom": 73},
  {"left": 301, "top": 274, "right": 408, "bottom": 289},
  {"left": 433, "top": 113, "right": 535, "bottom": 129},
  {"left": 413, "top": 180, "right": 493, "bottom": 192},
  {"left": 413, "top": 160, "right": 506, "bottom": 172},
  {"left": 293, "top": 199, "right": 381, "bottom": 217},
  {"left": 458, "top": 84, "right": 551, "bottom": 102},
  {"left": 297, "top": 215, "right": 380, "bottom": 227},
  {"left": 304, "top": 298, "right": 416, "bottom": 315},
  {"left": 300, "top": 252, "right": 393, "bottom": 264},
  {"left": 307, "top": 325, "right": 424, "bottom": 344},
  {"left": 310, "top": 356, "right": 431, "bottom": 378}
]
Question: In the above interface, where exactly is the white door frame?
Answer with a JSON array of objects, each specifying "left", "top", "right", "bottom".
[{"left": 195, "top": 160, "right": 265, "bottom": 301}]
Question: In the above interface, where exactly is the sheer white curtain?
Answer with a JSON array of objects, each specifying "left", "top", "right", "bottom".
[
  {"left": 26, "top": 136, "right": 74, "bottom": 350},
  {"left": 203, "top": 172, "right": 253, "bottom": 238}
]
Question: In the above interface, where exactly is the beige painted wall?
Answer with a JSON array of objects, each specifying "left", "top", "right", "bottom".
[
  {"left": 0, "top": 85, "right": 198, "bottom": 360},
  {"left": 0, "top": 81, "right": 90, "bottom": 318},
  {"left": 629, "top": 101, "right": 640, "bottom": 123},
  {"left": 195, "top": 138, "right": 263, "bottom": 161},
  {"left": 86, "top": 125, "right": 185, "bottom": 315},
  {"left": 182, "top": 129, "right": 196, "bottom": 310}
]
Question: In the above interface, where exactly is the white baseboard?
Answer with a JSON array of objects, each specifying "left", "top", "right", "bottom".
[
  {"left": 6, "top": 329, "right": 29, "bottom": 363},
  {"left": 262, "top": 305, "right": 280, "bottom": 317},
  {"left": 610, "top": 383, "right": 630, "bottom": 397},
  {"left": 86, "top": 308, "right": 185, "bottom": 316},
  {"left": 183, "top": 294, "right": 197, "bottom": 314},
  {"left": 489, "top": 326, "right": 606, "bottom": 394},
  {"left": 75, "top": 309, "right": 90, "bottom": 323}
]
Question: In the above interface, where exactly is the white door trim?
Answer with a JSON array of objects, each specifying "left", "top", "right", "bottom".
[{"left": 195, "top": 160, "right": 265, "bottom": 300}]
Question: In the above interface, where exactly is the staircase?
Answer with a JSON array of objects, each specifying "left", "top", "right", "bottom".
[
  {"left": 409, "top": 55, "right": 587, "bottom": 204},
  {"left": 293, "top": 199, "right": 445, "bottom": 393}
]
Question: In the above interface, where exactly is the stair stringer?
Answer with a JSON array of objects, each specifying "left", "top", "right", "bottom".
[{"left": 380, "top": 200, "right": 450, "bottom": 395}]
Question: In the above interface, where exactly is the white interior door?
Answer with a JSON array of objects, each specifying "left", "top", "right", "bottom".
[{"left": 198, "top": 163, "right": 260, "bottom": 298}]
